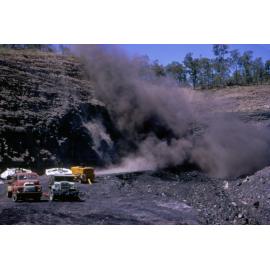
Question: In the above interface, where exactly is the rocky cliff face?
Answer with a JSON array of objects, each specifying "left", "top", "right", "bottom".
[{"left": 0, "top": 49, "right": 122, "bottom": 171}]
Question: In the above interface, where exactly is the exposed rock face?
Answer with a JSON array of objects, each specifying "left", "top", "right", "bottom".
[{"left": 0, "top": 49, "right": 121, "bottom": 171}]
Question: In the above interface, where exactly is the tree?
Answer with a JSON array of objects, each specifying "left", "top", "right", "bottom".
[
  {"left": 151, "top": 60, "right": 166, "bottom": 77},
  {"left": 229, "top": 49, "right": 241, "bottom": 85},
  {"left": 212, "top": 44, "right": 230, "bottom": 87},
  {"left": 183, "top": 53, "right": 200, "bottom": 89},
  {"left": 0, "top": 44, "right": 54, "bottom": 51},
  {"left": 239, "top": 51, "right": 253, "bottom": 85},
  {"left": 197, "top": 57, "right": 214, "bottom": 89},
  {"left": 264, "top": 60, "right": 270, "bottom": 82},
  {"left": 166, "top": 61, "right": 187, "bottom": 85},
  {"left": 213, "top": 44, "right": 229, "bottom": 59},
  {"left": 252, "top": 57, "right": 264, "bottom": 85}
]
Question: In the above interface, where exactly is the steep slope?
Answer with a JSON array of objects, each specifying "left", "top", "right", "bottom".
[
  {"left": 205, "top": 85, "right": 270, "bottom": 125},
  {"left": 0, "top": 49, "right": 122, "bottom": 171}
]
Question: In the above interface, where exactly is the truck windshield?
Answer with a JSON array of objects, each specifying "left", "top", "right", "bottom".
[
  {"left": 18, "top": 174, "right": 37, "bottom": 180},
  {"left": 54, "top": 176, "right": 75, "bottom": 182}
]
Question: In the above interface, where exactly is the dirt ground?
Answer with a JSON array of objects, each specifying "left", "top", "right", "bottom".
[
  {"left": 0, "top": 172, "right": 200, "bottom": 225},
  {"left": 1, "top": 166, "right": 270, "bottom": 225}
]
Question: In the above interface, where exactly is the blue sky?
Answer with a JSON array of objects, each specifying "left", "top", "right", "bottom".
[{"left": 118, "top": 45, "right": 270, "bottom": 65}]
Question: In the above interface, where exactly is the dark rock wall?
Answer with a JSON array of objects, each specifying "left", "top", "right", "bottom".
[{"left": 0, "top": 49, "right": 121, "bottom": 172}]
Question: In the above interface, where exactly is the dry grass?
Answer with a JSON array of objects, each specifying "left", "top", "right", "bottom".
[{"left": 204, "top": 85, "right": 270, "bottom": 113}]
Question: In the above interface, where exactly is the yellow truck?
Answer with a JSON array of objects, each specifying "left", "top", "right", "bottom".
[{"left": 70, "top": 166, "right": 95, "bottom": 184}]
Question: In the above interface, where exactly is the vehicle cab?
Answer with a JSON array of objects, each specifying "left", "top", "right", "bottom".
[
  {"left": 7, "top": 172, "right": 42, "bottom": 202},
  {"left": 49, "top": 175, "right": 80, "bottom": 201}
]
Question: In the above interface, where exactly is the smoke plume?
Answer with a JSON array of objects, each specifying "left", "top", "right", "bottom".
[{"left": 72, "top": 45, "right": 270, "bottom": 177}]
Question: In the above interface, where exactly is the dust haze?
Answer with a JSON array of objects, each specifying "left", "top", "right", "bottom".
[{"left": 71, "top": 45, "right": 270, "bottom": 178}]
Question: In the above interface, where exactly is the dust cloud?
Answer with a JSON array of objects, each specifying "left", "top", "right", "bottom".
[{"left": 72, "top": 45, "right": 270, "bottom": 178}]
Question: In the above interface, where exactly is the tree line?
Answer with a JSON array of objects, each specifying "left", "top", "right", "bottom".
[
  {"left": 0, "top": 44, "right": 71, "bottom": 54},
  {"left": 1, "top": 44, "right": 270, "bottom": 89},
  {"left": 0, "top": 44, "right": 55, "bottom": 51},
  {"left": 151, "top": 45, "right": 270, "bottom": 89}
]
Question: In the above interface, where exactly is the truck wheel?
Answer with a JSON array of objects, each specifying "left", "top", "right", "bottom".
[
  {"left": 82, "top": 175, "right": 87, "bottom": 184},
  {"left": 7, "top": 191, "right": 12, "bottom": 198},
  {"left": 12, "top": 194, "right": 19, "bottom": 202}
]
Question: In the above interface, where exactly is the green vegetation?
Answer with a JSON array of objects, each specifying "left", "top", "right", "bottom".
[
  {"left": 151, "top": 45, "right": 270, "bottom": 89},
  {"left": 1, "top": 44, "right": 269, "bottom": 90},
  {"left": 0, "top": 44, "right": 73, "bottom": 55},
  {"left": 0, "top": 44, "right": 55, "bottom": 51}
]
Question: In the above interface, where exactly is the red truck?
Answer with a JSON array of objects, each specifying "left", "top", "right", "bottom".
[{"left": 7, "top": 172, "right": 42, "bottom": 202}]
